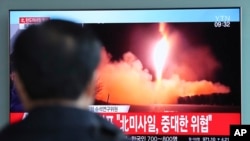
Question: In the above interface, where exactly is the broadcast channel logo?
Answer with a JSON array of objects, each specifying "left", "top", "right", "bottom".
[{"left": 230, "top": 125, "right": 250, "bottom": 141}]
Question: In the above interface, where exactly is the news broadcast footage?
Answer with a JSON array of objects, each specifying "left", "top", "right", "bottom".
[{"left": 9, "top": 9, "right": 241, "bottom": 141}]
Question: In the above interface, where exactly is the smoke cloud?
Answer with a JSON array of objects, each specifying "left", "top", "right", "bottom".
[
  {"left": 95, "top": 23, "right": 230, "bottom": 105},
  {"left": 163, "top": 30, "right": 221, "bottom": 81}
]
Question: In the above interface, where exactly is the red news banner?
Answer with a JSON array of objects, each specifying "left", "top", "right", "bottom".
[
  {"left": 19, "top": 17, "right": 50, "bottom": 29},
  {"left": 101, "top": 113, "right": 240, "bottom": 135},
  {"left": 10, "top": 112, "right": 240, "bottom": 135},
  {"left": 19, "top": 17, "right": 50, "bottom": 24}
]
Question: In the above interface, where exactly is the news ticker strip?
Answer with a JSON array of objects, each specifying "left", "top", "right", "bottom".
[
  {"left": 125, "top": 135, "right": 230, "bottom": 141},
  {"left": 230, "top": 125, "right": 250, "bottom": 141}
]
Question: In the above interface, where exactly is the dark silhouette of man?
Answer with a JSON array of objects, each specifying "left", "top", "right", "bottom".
[{"left": 0, "top": 19, "right": 127, "bottom": 141}]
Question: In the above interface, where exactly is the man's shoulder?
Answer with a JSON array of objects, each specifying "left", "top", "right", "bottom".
[
  {"left": 0, "top": 123, "right": 128, "bottom": 141},
  {"left": 0, "top": 111, "right": 128, "bottom": 141},
  {"left": 0, "top": 122, "right": 23, "bottom": 141},
  {"left": 91, "top": 114, "right": 128, "bottom": 141}
]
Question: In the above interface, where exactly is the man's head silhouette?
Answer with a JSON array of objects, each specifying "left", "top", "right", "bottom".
[{"left": 11, "top": 19, "right": 102, "bottom": 111}]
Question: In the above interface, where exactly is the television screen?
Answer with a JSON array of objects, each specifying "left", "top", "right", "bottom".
[{"left": 9, "top": 8, "right": 241, "bottom": 140}]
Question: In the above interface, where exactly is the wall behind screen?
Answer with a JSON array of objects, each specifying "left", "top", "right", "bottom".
[{"left": 0, "top": 0, "right": 249, "bottom": 129}]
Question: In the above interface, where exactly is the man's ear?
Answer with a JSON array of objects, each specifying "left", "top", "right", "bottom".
[
  {"left": 10, "top": 72, "right": 15, "bottom": 81},
  {"left": 76, "top": 71, "right": 98, "bottom": 108},
  {"left": 85, "top": 71, "right": 98, "bottom": 98},
  {"left": 13, "top": 72, "right": 32, "bottom": 111}
]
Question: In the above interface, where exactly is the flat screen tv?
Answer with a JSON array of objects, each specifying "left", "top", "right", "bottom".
[{"left": 9, "top": 8, "right": 241, "bottom": 140}]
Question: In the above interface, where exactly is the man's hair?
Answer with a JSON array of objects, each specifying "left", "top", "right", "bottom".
[{"left": 11, "top": 19, "right": 102, "bottom": 100}]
